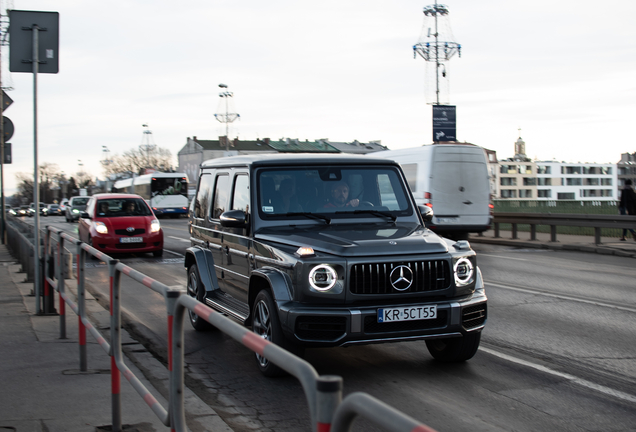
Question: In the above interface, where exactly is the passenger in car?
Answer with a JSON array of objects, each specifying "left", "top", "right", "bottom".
[
  {"left": 125, "top": 201, "right": 136, "bottom": 215},
  {"left": 278, "top": 178, "right": 302, "bottom": 213}
]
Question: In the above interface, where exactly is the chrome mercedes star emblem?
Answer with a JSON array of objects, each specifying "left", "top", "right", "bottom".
[
  {"left": 126, "top": 227, "right": 135, "bottom": 233},
  {"left": 389, "top": 265, "right": 413, "bottom": 291}
]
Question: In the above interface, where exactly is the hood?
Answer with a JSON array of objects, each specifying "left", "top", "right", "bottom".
[{"left": 255, "top": 223, "right": 449, "bottom": 257}]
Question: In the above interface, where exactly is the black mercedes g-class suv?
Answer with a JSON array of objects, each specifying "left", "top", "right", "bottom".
[{"left": 185, "top": 154, "right": 487, "bottom": 375}]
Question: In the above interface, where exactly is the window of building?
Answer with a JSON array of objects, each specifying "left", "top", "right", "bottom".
[
  {"left": 584, "top": 178, "right": 599, "bottom": 186},
  {"left": 523, "top": 178, "right": 536, "bottom": 186},
  {"left": 601, "top": 189, "right": 613, "bottom": 197},
  {"left": 600, "top": 167, "right": 612, "bottom": 175},
  {"left": 500, "top": 177, "right": 517, "bottom": 186},
  {"left": 562, "top": 166, "right": 582, "bottom": 174},
  {"left": 518, "top": 165, "right": 533, "bottom": 174},
  {"left": 500, "top": 165, "right": 517, "bottom": 174},
  {"left": 537, "top": 190, "right": 551, "bottom": 198},
  {"left": 537, "top": 165, "right": 551, "bottom": 175},
  {"left": 519, "top": 189, "right": 533, "bottom": 198},
  {"left": 500, "top": 189, "right": 517, "bottom": 198},
  {"left": 537, "top": 178, "right": 551, "bottom": 186},
  {"left": 582, "top": 167, "right": 599, "bottom": 175},
  {"left": 566, "top": 178, "right": 582, "bottom": 186},
  {"left": 557, "top": 192, "right": 576, "bottom": 200},
  {"left": 601, "top": 178, "right": 612, "bottom": 186}
]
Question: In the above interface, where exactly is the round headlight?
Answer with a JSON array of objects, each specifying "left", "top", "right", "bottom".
[
  {"left": 308, "top": 265, "right": 338, "bottom": 292},
  {"left": 454, "top": 258, "right": 474, "bottom": 287}
]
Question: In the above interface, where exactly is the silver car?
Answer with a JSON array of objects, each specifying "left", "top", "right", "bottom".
[{"left": 65, "top": 196, "right": 90, "bottom": 222}]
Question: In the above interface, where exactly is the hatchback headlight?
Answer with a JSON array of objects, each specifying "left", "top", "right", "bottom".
[
  {"left": 72, "top": 209, "right": 79, "bottom": 214},
  {"left": 95, "top": 221, "right": 108, "bottom": 234},
  {"left": 453, "top": 257, "right": 474, "bottom": 287},
  {"left": 308, "top": 264, "right": 338, "bottom": 292},
  {"left": 150, "top": 219, "right": 161, "bottom": 233}
]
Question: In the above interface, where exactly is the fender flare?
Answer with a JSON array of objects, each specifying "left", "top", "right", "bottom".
[
  {"left": 249, "top": 267, "right": 293, "bottom": 305},
  {"left": 184, "top": 246, "right": 220, "bottom": 292}
]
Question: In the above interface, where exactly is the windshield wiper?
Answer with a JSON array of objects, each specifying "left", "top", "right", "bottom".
[
  {"left": 285, "top": 212, "right": 331, "bottom": 224},
  {"left": 344, "top": 209, "right": 397, "bottom": 222}
]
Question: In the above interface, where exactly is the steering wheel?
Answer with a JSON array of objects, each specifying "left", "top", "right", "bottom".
[{"left": 358, "top": 201, "right": 374, "bottom": 207}]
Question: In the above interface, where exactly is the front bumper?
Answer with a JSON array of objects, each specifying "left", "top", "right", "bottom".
[
  {"left": 278, "top": 289, "right": 487, "bottom": 347},
  {"left": 91, "top": 232, "right": 163, "bottom": 254}
]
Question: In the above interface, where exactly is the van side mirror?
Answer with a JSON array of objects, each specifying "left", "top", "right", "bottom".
[
  {"left": 220, "top": 210, "right": 248, "bottom": 228},
  {"left": 418, "top": 205, "right": 433, "bottom": 222}
]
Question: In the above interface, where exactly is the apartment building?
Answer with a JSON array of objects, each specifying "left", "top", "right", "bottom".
[{"left": 496, "top": 136, "right": 617, "bottom": 201}]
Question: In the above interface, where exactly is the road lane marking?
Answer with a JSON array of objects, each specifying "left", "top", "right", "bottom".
[
  {"left": 486, "top": 281, "right": 636, "bottom": 313},
  {"left": 480, "top": 347, "right": 636, "bottom": 405},
  {"left": 479, "top": 254, "right": 528, "bottom": 262},
  {"left": 168, "top": 236, "right": 190, "bottom": 242}
]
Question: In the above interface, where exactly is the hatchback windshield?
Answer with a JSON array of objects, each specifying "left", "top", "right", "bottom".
[
  {"left": 257, "top": 166, "right": 412, "bottom": 218},
  {"left": 96, "top": 198, "right": 152, "bottom": 217},
  {"left": 72, "top": 197, "right": 89, "bottom": 206}
]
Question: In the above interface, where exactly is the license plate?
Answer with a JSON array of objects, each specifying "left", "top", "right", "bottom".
[
  {"left": 436, "top": 217, "right": 459, "bottom": 224},
  {"left": 120, "top": 237, "right": 143, "bottom": 243},
  {"left": 377, "top": 305, "right": 437, "bottom": 323}
]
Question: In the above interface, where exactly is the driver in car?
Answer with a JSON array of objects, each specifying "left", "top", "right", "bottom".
[{"left": 323, "top": 181, "right": 359, "bottom": 208}]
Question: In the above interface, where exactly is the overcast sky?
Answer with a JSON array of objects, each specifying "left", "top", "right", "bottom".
[{"left": 2, "top": 0, "right": 635, "bottom": 196}]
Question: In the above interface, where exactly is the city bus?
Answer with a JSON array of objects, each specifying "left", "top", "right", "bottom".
[{"left": 112, "top": 173, "right": 189, "bottom": 217}]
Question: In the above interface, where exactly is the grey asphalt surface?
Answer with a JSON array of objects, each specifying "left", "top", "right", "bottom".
[
  {"left": 1, "top": 229, "right": 635, "bottom": 431},
  {"left": 0, "top": 242, "right": 232, "bottom": 432}
]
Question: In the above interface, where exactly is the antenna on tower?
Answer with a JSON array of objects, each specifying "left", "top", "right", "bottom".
[{"left": 413, "top": 2, "right": 461, "bottom": 105}]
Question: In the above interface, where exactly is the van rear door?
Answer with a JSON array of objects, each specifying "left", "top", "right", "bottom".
[{"left": 430, "top": 146, "right": 490, "bottom": 228}]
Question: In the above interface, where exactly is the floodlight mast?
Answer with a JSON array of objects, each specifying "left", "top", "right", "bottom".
[
  {"left": 214, "top": 83, "right": 240, "bottom": 150},
  {"left": 413, "top": 2, "right": 461, "bottom": 105}
]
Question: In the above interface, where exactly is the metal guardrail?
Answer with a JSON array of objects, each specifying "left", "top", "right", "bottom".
[
  {"left": 492, "top": 212, "right": 636, "bottom": 245},
  {"left": 9, "top": 221, "right": 440, "bottom": 432}
]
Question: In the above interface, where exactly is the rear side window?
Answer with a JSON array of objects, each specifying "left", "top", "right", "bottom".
[
  {"left": 194, "top": 174, "right": 214, "bottom": 219},
  {"left": 211, "top": 174, "right": 230, "bottom": 219},
  {"left": 232, "top": 174, "right": 250, "bottom": 214}
]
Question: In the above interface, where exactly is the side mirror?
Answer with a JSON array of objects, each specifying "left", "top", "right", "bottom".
[
  {"left": 418, "top": 205, "right": 434, "bottom": 223},
  {"left": 220, "top": 210, "right": 248, "bottom": 228},
  {"left": 80, "top": 212, "right": 90, "bottom": 219}
]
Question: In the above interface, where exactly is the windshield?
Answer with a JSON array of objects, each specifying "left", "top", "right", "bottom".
[
  {"left": 257, "top": 166, "right": 412, "bottom": 220},
  {"left": 96, "top": 198, "right": 152, "bottom": 217},
  {"left": 151, "top": 177, "right": 188, "bottom": 197},
  {"left": 72, "top": 198, "right": 89, "bottom": 206}
]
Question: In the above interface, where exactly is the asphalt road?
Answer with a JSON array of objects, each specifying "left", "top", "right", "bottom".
[{"left": 21, "top": 215, "right": 636, "bottom": 431}]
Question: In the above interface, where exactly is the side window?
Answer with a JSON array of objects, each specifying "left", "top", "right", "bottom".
[
  {"left": 231, "top": 174, "right": 250, "bottom": 214},
  {"left": 211, "top": 174, "right": 230, "bottom": 219},
  {"left": 194, "top": 174, "right": 214, "bottom": 219}
]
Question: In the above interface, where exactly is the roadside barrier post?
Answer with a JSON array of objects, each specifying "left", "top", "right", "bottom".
[
  {"left": 315, "top": 375, "right": 343, "bottom": 432},
  {"left": 165, "top": 289, "right": 181, "bottom": 432},
  {"left": 76, "top": 240, "right": 87, "bottom": 371},
  {"left": 56, "top": 231, "right": 67, "bottom": 339},
  {"left": 43, "top": 228, "right": 53, "bottom": 314},
  {"left": 109, "top": 259, "right": 122, "bottom": 432}
]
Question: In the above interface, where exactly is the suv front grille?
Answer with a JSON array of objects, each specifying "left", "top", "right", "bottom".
[
  {"left": 349, "top": 260, "right": 451, "bottom": 294},
  {"left": 364, "top": 311, "right": 448, "bottom": 333},
  {"left": 462, "top": 304, "right": 487, "bottom": 329}
]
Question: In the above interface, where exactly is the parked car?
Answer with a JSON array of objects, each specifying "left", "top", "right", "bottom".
[
  {"left": 65, "top": 196, "right": 90, "bottom": 222},
  {"left": 17, "top": 205, "right": 29, "bottom": 217},
  {"left": 78, "top": 193, "right": 163, "bottom": 257},
  {"left": 185, "top": 154, "right": 487, "bottom": 376}
]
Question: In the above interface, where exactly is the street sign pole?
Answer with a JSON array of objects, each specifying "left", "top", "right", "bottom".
[{"left": 32, "top": 25, "right": 41, "bottom": 314}]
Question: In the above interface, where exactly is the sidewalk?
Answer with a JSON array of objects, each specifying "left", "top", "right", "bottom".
[
  {"left": 0, "top": 242, "right": 232, "bottom": 432},
  {"left": 468, "top": 229, "right": 636, "bottom": 258}
]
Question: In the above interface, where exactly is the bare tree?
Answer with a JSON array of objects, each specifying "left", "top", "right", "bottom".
[{"left": 102, "top": 146, "right": 174, "bottom": 177}]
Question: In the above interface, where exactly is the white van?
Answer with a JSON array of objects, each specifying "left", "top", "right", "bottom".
[{"left": 375, "top": 144, "right": 492, "bottom": 240}]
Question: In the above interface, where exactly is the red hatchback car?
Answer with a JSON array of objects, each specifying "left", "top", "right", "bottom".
[{"left": 78, "top": 194, "right": 163, "bottom": 257}]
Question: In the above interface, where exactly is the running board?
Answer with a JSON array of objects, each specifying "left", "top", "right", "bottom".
[{"left": 205, "top": 291, "right": 249, "bottom": 323}]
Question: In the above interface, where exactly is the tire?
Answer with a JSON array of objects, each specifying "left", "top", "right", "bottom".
[
  {"left": 425, "top": 332, "right": 481, "bottom": 362},
  {"left": 187, "top": 265, "right": 213, "bottom": 331},
  {"left": 88, "top": 236, "right": 98, "bottom": 260},
  {"left": 252, "top": 289, "right": 304, "bottom": 377},
  {"left": 153, "top": 249, "right": 164, "bottom": 257}
]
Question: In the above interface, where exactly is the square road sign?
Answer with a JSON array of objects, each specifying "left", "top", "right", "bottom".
[{"left": 9, "top": 10, "right": 59, "bottom": 74}]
